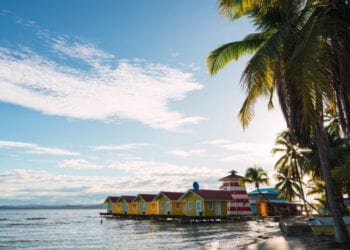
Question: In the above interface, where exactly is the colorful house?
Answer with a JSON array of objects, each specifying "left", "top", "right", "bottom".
[
  {"left": 219, "top": 170, "right": 252, "bottom": 215},
  {"left": 134, "top": 194, "right": 157, "bottom": 215},
  {"left": 103, "top": 196, "right": 120, "bottom": 214},
  {"left": 119, "top": 195, "right": 136, "bottom": 214},
  {"left": 153, "top": 191, "right": 184, "bottom": 215},
  {"left": 180, "top": 189, "right": 232, "bottom": 216},
  {"left": 248, "top": 188, "right": 303, "bottom": 216}
]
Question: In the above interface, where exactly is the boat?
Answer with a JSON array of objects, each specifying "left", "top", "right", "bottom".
[{"left": 308, "top": 216, "right": 350, "bottom": 236}]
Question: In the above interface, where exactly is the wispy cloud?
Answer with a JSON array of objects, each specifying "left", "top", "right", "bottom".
[
  {"left": 0, "top": 164, "right": 227, "bottom": 204},
  {"left": 203, "top": 139, "right": 277, "bottom": 167},
  {"left": 204, "top": 139, "right": 232, "bottom": 145},
  {"left": 58, "top": 159, "right": 103, "bottom": 170},
  {"left": 90, "top": 143, "right": 150, "bottom": 151},
  {"left": 0, "top": 16, "right": 204, "bottom": 131},
  {"left": 168, "top": 149, "right": 207, "bottom": 157},
  {"left": 0, "top": 140, "right": 80, "bottom": 156}
]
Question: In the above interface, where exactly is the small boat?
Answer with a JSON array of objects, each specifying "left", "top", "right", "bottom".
[{"left": 308, "top": 216, "right": 350, "bottom": 236}]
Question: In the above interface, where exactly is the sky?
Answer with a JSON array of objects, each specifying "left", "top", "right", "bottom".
[{"left": 0, "top": 0, "right": 286, "bottom": 206}]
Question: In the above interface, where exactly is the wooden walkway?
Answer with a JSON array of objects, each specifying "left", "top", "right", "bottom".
[{"left": 99, "top": 212, "right": 264, "bottom": 223}]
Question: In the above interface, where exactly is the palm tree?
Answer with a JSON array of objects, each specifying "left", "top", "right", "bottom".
[
  {"left": 272, "top": 130, "right": 309, "bottom": 211},
  {"left": 242, "top": 166, "right": 269, "bottom": 201},
  {"left": 307, "top": 181, "right": 329, "bottom": 215},
  {"left": 274, "top": 167, "right": 301, "bottom": 202},
  {"left": 207, "top": 0, "right": 349, "bottom": 242}
]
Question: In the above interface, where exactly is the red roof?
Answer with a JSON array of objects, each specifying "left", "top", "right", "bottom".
[
  {"left": 219, "top": 170, "right": 243, "bottom": 181},
  {"left": 158, "top": 191, "right": 184, "bottom": 201},
  {"left": 181, "top": 189, "right": 232, "bottom": 201},
  {"left": 137, "top": 194, "right": 157, "bottom": 202},
  {"left": 121, "top": 195, "right": 136, "bottom": 203},
  {"left": 104, "top": 196, "right": 120, "bottom": 203}
]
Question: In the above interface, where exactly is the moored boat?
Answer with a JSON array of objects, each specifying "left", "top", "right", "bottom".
[{"left": 308, "top": 216, "right": 350, "bottom": 236}]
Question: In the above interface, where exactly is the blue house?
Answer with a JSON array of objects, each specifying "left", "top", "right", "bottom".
[{"left": 248, "top": 188, "right": 302, "bottom": 216}]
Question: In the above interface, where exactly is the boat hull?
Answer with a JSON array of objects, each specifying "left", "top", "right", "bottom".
[{"left": 309, "top": 216, "right": 350, "bottom": 236}]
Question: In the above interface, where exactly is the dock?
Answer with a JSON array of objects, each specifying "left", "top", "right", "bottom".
[{"left": 99, "top": 212, "right": 258, "bottom": 223}]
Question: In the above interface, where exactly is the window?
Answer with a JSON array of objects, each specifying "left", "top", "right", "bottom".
[
  {"left": 160, "top": 201, "right": 164, "bottom": 210},
  {"left": 175, "top": 202, "right": 180, "bottom": 210},
  {"left": 188, "top": 201, "right": 193, "bottom": 210},
  {"left": 151, "top": 203, "right": 155, "bottom": 209},
  {"left": 208, "top": 201, "right": 214, "bottom": 210}
]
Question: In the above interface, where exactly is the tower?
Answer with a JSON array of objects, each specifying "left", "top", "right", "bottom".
[{"left": 219, "top": 170, "right": 252, "bottom": 215}]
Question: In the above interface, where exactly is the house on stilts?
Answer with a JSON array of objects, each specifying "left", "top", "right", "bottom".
[{"left": 219, "top": 170, "right": 252, "bottom": 215}]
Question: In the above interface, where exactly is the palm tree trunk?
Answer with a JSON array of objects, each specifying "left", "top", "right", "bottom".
[{"left": 315, "top": 116, "right": 350, "bottom": 243}]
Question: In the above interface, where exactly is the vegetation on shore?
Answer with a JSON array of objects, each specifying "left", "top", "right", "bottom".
[{"left": 207, "top": 0, "right": 350, "bottom": 243}]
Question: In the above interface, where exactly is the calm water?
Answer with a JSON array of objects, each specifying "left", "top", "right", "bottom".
[{"left": 0, "top": 209, "right": 279, "bottom": 249}]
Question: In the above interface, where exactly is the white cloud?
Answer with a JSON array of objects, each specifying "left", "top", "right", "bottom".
[
  {"left": 168, "top": 149, "right": 207, "bottom": 157},
  {"left": 204, "top": 139, "right": 232, "bottom": 145},
  {"left": 0, "top": 140, "right": 80, "bottom": 156},
  {"left": 0, "top": 164, "right": 228, "bottom": 204},
  {"left": 58, "top": 159, "right": 103, "bottom": 170},
  {"left": 0, "top": 34, "right": 204, "bottom": 131},
  {"left": 90, "top": 143, "right": 150, "bottom": 151}
]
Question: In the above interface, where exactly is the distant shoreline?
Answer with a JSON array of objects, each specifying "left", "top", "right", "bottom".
[{"left": 0, "top": 204, "right": 105, "bottom": 210}]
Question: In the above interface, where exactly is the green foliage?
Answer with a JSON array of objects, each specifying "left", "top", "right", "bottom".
[{"left": 241, "top": 165, "right": 269, "bottom": 189}]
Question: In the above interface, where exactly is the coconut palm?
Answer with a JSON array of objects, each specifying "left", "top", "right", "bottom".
[
  {"left": 207, "top": 0, "right": 349, "bottom": 242},
  {"left": 274, "top": 167, "right": 301, "bottom": 202},
  {"left": 272, "top": 130, "right": 310, "bottom": 212},
  {"left": 307, "top": 181, "right": 329, "bottom": 214},
  {"left": 242, "top": 166, "right": 269, "bottom": 201}
]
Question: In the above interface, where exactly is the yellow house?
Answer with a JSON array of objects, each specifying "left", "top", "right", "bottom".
[
  {"left": 134, "top": 194, "right": 157, "bottom": 215},
  {"left": 180, "top": 189, "right": 232, "bottom": 216},
  {"left": 119, "top": 195, "right": 136, "bottom": 214},
  {"left": 103, "top": 196, "right": 120, "bottom": 214},
  {"left": 153, "top": 192, "right": 184, "bottom": 215}
]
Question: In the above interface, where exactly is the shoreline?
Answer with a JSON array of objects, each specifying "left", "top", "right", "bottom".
[{"left": 243, "top": 226, "right": 348, "bottom": 250}]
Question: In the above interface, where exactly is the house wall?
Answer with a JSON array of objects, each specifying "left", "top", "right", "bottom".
[
  {"left": 106, "top": 202, "right": 113, "bottom": 213},
  {"left": 180, "top": 192, "right": 204, "bottom": 216},
  {"left": 204, "top": 201, "right": 215, "bottom": 216},
  {"left": 134, "top": 198, "right": 146, "bottom": 215},
  {"left": 128, "top": 202, "right": 138, "bottom": 214},
  {"left": 156, "top": 195, "right": 169, "bottom": 215},
  {"left": 146, "top": 201, "right": 158, "bottom": 215},
  {"left": 171, "top": 201, "right": 183, "bottom": 215},
  {"left": 203, "top": 201, "right": 227, "bottom": 216},
  {"left": 113, "top": 203, "right": 121, "bottom": 214},
  {"left": 220, "top": 178, "right": 252, "bottom": 215},
  {"left": 120, "top": 200, "right": 128, "bottom": 214}
]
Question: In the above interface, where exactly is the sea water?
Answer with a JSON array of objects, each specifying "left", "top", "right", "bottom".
[{"left": 0, "top": 209, "right": 279, "bottom": 249}]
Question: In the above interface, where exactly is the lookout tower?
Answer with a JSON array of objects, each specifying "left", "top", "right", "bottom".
[{"left": 219, "top": 170, "right": 252, "bottom": 215}]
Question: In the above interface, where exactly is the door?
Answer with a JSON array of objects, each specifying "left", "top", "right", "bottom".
[
  {"left": 166, "top": 201, "right": 171, "bottom": 215},
  {"left": 215, "top": 201, "right": 221, "bottom": 216},
  {"left": 196, "top": 200, "right": 202, "bottom": 216}
]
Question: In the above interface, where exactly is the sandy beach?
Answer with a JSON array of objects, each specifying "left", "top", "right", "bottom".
[{"left": 244, "top": 228, "right": 349, "bottom": 250}]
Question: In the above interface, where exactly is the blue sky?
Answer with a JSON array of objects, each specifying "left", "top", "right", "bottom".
[{"left": 0, "top": 0, "right": 285, "bottom": 205}]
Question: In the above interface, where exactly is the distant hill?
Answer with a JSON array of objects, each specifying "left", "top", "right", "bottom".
[{"left": 0, "top": 204, "right": 106, "bottom": 210}]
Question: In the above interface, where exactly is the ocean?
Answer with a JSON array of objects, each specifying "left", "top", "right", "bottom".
[{"left": 0, "top": 209, "right": 279, "bottom": 249}]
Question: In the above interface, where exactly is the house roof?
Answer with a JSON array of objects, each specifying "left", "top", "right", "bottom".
[
  {"left": 154, "top": 191, "right": 184, "bottom": 201},
  {"left": 103, "top": 196, "right": 120, "bottom": 203},
  {"left": 248, "top": 188, "right": 278, "bottom": 195},
  {"left": 219, "top": 170, "right": 243, "bottom": 181},
  {"left": 181, "top": 189, "right": 232, "bottom": 201},
  {"left": 120, "top": 195, "right": 136, "bottom": 203},
  {"left": 136, "top": 194, "right": 157, "bottom": 202}
]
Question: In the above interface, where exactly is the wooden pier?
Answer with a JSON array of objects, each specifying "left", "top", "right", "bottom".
[{"left": 99, "top": 212, "right": 260, "bottom": 223}]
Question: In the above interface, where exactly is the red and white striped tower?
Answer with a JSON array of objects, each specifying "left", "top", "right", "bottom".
[{"left": 219, "top": 170, "right": 252, "bottom": 215}]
